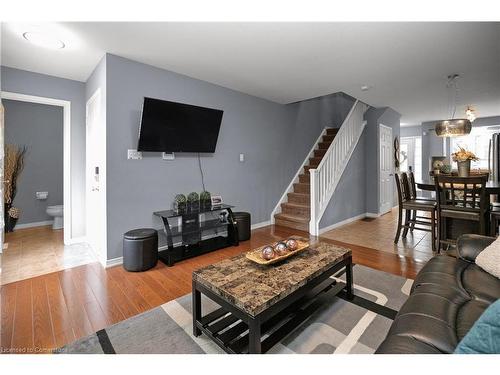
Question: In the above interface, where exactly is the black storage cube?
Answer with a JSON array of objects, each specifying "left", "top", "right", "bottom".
[
  {"left": 123, "top": 228, "right": 158, "bottom": 272},
  {"left": 233, "top": 212, "right": 251, "bottom": 241}
]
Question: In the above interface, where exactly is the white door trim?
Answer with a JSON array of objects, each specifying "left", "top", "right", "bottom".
[
  {"left": 378, "top": 124, "right": 393, "bottom": 215},
  {"left": 1, "top": 91, "right": 73, "bottom": 245},
  {"left": 86, "top": 88, "right": 107, "bottom": 267}
]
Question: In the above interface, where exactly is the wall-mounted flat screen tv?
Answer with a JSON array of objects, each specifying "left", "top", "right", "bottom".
[{"left": 137, "top": 97, "right": 223, "bottom": 153}]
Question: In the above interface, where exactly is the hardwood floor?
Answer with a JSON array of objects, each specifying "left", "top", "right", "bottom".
[{"left": 0, "top": 222, "right": 430, "bottom": 353}]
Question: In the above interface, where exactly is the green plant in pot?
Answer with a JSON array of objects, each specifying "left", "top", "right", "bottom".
[
  {"left": 187, "top": 192, "right": 200, "bottom": 211},
  {"left": 173, "top": 194, "right": 187, "bottom": 213},
  {"left": 200, "top": 191, "right": 211, "bottom": 210},
  {"left": 451, "top": 146, "right": 479, "bottom": 177}
]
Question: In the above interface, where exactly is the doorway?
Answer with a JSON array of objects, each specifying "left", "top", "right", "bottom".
[
  {"left": 379, "top": 124, "right": 393, "bottom": 215},
  {"left": 0, "top": 92, "right": 94, "bottom": 285},
  {"left": 400, "top": 136, "right": 422, "bottom": 182}
]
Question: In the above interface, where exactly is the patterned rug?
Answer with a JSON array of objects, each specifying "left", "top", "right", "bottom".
[{"left": 58, "top": 265, "right": 412, "bottom": 354}]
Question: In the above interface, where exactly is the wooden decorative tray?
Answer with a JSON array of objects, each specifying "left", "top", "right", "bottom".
[{"left": 245, "top": 239, "right": 310, "bottom": 265}]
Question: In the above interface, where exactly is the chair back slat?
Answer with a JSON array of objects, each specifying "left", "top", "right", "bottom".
[
  {"left": 408, "top": 171, "right": 418, "bottom": 200},
  {"left": 395, "top": 172, "right": 411, "bottom": 206},
  {"left": 434, "top": 175, "right": 487, "bottom": 214}
]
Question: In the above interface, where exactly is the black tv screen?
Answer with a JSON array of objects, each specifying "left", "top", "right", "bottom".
[{"left": 137, "top": 97, "right": 223, "bottom": 153}]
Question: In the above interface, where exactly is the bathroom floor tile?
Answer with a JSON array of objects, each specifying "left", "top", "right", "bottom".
[{"left": 1, "top": 226, "right": 95, "bottom": 285}]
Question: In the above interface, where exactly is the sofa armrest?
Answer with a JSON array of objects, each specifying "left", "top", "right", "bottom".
[{"left": 457, "top": 234, "right": 495, "bottom": 262}]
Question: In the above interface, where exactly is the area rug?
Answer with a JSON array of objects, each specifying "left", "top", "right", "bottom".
[{"left": 58, "top": 265, "right": 412, "bottom": 354}]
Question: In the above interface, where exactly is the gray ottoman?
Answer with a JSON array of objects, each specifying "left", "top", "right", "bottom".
[{"left": 123, "top": 228, "right": 158, "bottom": 272}]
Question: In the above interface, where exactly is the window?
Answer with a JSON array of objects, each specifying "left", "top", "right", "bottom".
[
  {"left": 450, "top": 127, "right": 496, "bottom": 169},
  {"left": 400, "top": 136, "right": 422, "bottom": 182}
]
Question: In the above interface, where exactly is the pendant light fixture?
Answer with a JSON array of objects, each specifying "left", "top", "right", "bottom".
[{"left": 435, "top": 74, "right": 472, "bottom": 137}]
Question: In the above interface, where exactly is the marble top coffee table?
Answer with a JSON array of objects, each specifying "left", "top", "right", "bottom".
[{"left": 192, "top": 239, "right": 353, "bottom": 354}]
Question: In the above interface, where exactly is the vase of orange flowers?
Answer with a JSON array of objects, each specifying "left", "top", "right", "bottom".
[{"left": 451, "top": 146, "right": 479, "bottom": 177}]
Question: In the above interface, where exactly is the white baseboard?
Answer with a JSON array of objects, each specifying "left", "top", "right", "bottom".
[
  {"left": 318, "top": 213, "right": 367, "bottom": 235},
  {"left": 251, "top": 220, "right": 271, "bottom": 230},
  {"left": 15, "top": 220, "right": 53, "bottom": 229},
  {"left": 106, "top": 256, "right": 123, "bottom": 268},
  {"left": 365, "top": 212, "right": 381, "bottom": 218}
]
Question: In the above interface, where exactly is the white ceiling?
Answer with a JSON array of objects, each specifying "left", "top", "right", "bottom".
[{"left": 2, "top": 22, "right": 500, "bottom": 125}]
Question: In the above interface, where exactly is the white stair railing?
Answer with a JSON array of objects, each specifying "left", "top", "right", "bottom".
[{"left": 309, "top": 100, "right": 368, "bottom": 235}]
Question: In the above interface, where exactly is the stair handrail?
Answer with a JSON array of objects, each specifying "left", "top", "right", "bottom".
[{"left": 309, "top": 100, "right": 367, "bottom": 235}]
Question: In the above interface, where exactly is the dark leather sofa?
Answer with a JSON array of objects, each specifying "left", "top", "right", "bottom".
[{"left": 376, "top": 234, "right": 500, "bottom": 354}]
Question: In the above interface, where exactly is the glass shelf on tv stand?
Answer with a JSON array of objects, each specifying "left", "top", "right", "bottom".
[{"left": 153, "top": 204, "right": 239, "bottom": 266}]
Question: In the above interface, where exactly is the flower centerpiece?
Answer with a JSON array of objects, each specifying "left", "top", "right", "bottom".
[{"left": 451, "top": 146, "right": 479, "bottom": 177}]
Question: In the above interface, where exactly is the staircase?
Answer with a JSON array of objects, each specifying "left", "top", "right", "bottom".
[
  {"left": 271, "top": 99, "right": 368, "bottom": 235},
  {"left": 273, "top": 128, "right": 339, "bottom": 231}
]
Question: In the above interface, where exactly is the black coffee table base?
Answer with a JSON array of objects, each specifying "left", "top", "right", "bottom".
[{"left": 192, "top": 256, "right": 353, "bottom": 354}]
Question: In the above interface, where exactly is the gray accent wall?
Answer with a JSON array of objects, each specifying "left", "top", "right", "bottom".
[
  {"left": 105, "top": 54, "right": 297, "bottom": 260},
  {"left": 4, "top": 99, "right": 63, "bottom": 224},
  {"left": 1, "top": 66, "right": 86, "bottom": 238}
]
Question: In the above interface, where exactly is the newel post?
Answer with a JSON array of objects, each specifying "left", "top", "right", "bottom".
[{"left": 309, "top": 168, "right": 318, "bottom": 236}]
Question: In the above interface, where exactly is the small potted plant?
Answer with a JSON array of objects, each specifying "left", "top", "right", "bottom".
[
  {"left": 200, "top": 191, "right": 211, "bottom": 210},
  {"left": 187, "top": 192, "right": 200, "bottom": 211},
  {"left": 173, "top": 194, "right": 187, "bottom": 213},
  {"left": 451, "top": 146, "right": 479, "bottom": 177}
]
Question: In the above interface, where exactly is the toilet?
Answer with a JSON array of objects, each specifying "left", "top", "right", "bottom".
[{"left": 46, "top": 205, "right": 64, "bottom": 230}]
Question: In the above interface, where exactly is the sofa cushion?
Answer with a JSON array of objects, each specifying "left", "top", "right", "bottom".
[
  {"left": 455, "top": 299, "right": 500, "bottom": 354},
  {"left": 376, "top": 252, "right": 500, "bottom": 354}
]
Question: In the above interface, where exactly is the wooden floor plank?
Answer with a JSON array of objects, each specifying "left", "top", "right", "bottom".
[
  {"left": 0, "top": 283, "right": 17, "bottom": 350},
  {"left": 31, "top": 278, "right": 56, "bottom": 351},
  {"left": 57, "top": 271, "right": 95, "bottom": 339},
  {"left": 11, "top": 279, "right": 33, "bottom": 350},
  {"left": 45, "top": 273, "right": 76, "bottom": 348}
]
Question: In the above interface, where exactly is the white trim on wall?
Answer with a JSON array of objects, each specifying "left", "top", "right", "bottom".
[
  {"left": 14, "top": 220, "right": 54, "bottom": 230},
  {"left": 106, "top": 256, "right": 123, "bottom": 268},
  {"left": 318, "top": 213, "right": 368, "bottom": 235},
  {"left": 1, "top": 91, "right": 73, "bottom": 245},
  {"left": 251, "top": 220, "right": 271, "bottom": 230}
]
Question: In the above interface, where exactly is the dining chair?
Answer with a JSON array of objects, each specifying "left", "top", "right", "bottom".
[
  {"left": 434, "top": 175, "right": 488, "bottom": 252},
  {"left": 407, "top": 170, "right": 435, "bottom": 233},
  {"left": 394, "top": 172, "right": 437, "bottom": 252}
]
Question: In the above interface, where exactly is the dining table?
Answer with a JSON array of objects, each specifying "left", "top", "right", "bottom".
[{"left": 416, "top": 178, "right": 500, "bottom": 195}]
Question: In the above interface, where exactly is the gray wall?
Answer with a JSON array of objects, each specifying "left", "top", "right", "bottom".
[
  {"left": 364, "top": 107, "right": 401, "bottom": 214},
  {"left": 0, "top": 66, "right": 86, "bottom": 238},
  {"left": 105, "top": 54, "right": 298, "bottom": 260},
  {"left": 103, "top": 54, "right": 360, "bottom": 260},
  {"left": 400, "top": 125, "right": 421, "bottom": 137},
  {"left": 4, "top": 99, "right": 63, "bottom": 224}
]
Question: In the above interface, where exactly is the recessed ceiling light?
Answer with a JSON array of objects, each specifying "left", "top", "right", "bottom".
[
  {"left": 23, "top": 31, "right": 65, "bottom": 50},
  {"left": 361, "top": 85, "right": 371, "bottom": 92}
]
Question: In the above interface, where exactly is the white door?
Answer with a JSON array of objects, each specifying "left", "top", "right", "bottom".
[
  {"left": 86, "top": 90, "right": 106, "bottom": 265},
  {"left": 379, "top": 124, "right": 393, "bottom": 214}
]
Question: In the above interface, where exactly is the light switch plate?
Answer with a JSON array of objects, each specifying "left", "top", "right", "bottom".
[
  {"left": 162, "top": 152, "right": 175, "bottom": 160},
  {"left": 239, "top": 153, "right": 245, "bottom": 162},
  {"left": 127, "top": 149, "right": 142, "bottom": 160}
]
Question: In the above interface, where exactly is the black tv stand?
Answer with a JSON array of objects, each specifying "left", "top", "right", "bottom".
[{"left": 153, "top": 204, "right": 239, "bottom": 266}]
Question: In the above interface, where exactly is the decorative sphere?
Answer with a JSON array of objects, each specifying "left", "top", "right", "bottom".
[
  {"left": 261, "top": 246, "right": 275, "bottom": 260},
  {"left": 274, "top": 241, "right": 288, "bottom": 256},
  {"left": 286, "top": 238, "right": 298, "bottom": 251}
]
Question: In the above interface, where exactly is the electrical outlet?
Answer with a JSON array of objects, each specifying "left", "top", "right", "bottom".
[
  {"left": 162, "top": 152, "right": 175, "bottom": 160},
  {"left": 239, "top": 153, "right": 245, "bottom": 162},
  {"left": 127, "top": 149, "right": 142, "bottom": 160}
]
